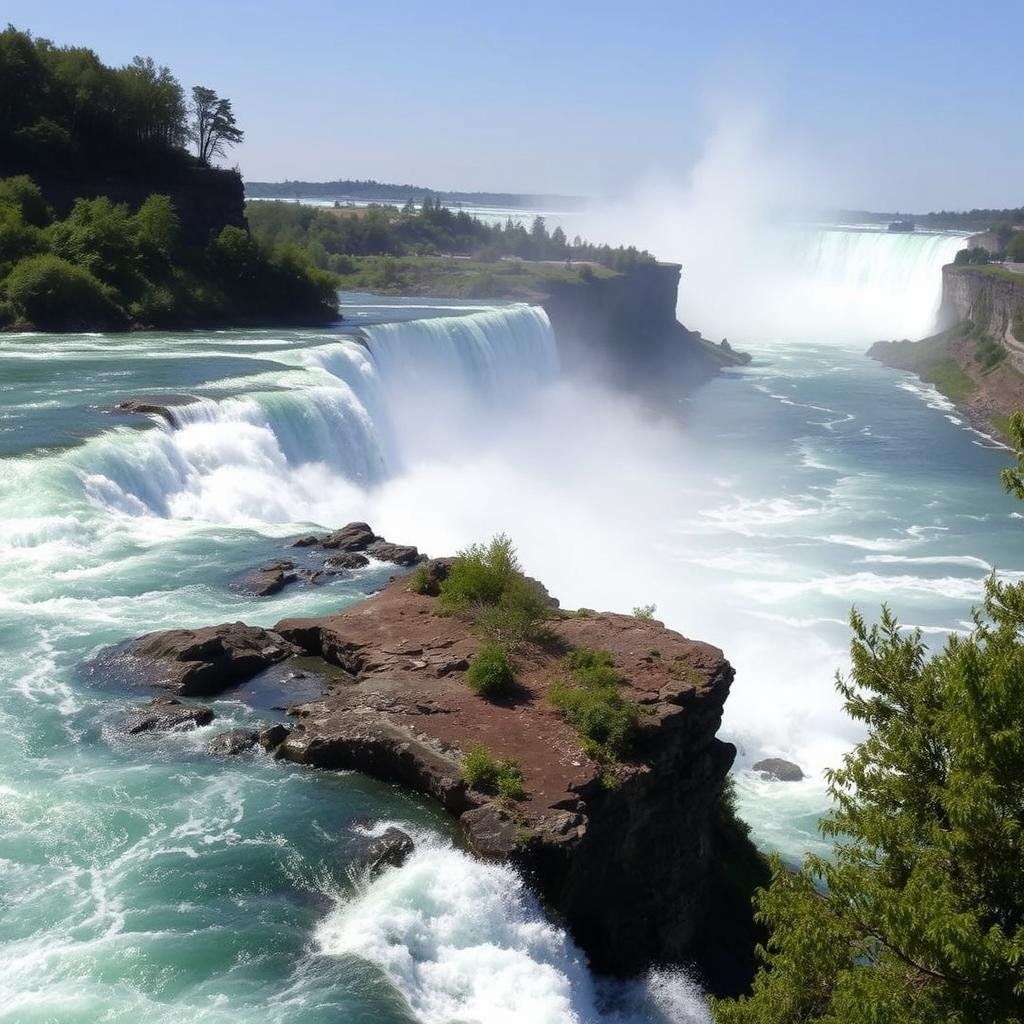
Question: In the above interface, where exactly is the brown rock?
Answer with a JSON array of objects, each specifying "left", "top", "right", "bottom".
[
  {"left": 113, "top": 395, "right": 197, "bottom": 427},
  {"left": 105, "top": 622, "right": 297, "bottom": 696},
  {"left": 290, "top": 535, "right": 322, "bottom": 548},
  {"left": 324, "top": 552, "right": 370, "bottom": 571},
  {"left": 258, "top": 723, "right": 291, "bottom": 751},
  {"left": 208, "top": 728, "right": 259, "bottom": 755},
  {"left": 239, "top": 560, "right": 297, "bottom": 597},
  {"left": 365, "top": 540, "right": 422, "bottom": 566},
  {"left": 321, "top": 522, "right": 376, "bottom": 551},
  {"left": 350, "top": 827, "right": 415, "bottom": 877}
]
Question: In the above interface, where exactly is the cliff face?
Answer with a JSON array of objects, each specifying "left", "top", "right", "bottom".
[
  {"left": 938, "top": 265, "right": 1024, "bottom": 368},
  {"left": 1, "top": 161, "right": 246, "bottom": 246},
  {"left": 869, "top": 265, "right": 1024, "bottom": 438},
  {"left": 542, "top": 262, "right": 748, "bottom": 399}
]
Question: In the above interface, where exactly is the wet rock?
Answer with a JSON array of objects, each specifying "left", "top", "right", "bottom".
[
  {"left": 122, "top": 696, "right": 214, "bottom": 734},
  {"left": 321, "top": 522, "right": 376, "bottom": 551},
  {"left": 208, "top": 728, "right": 259, "bottom": 755},
  {"left": 351, "top": 827, "right": 415, "bottom": 877},
  {"left": 239, "top": 560, "right": 297, "bottom": 597},
  {"left": 753, "top": 757, "right": 805, "bottom": 782},
  {"left": 290, "top": 535, "right": 322, "bottom": 548},
  {"left": 258, "top": 723, "right": 291, "bottom": 751},
  {"left": 113, "top": 395, "right": 197, "bottom": 427},
  {"left": 324, "top": 552, "right": 370, "bottom": 571},
  {"left": 365, "top": 540, "right": 422, "bottom": 566},
  {"left": 110, "top": 622, "right": 297, "bottom": 696}
]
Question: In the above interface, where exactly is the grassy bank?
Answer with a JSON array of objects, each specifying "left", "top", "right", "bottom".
[{"left": 332, "top": 254, "right": 618, "bottom": 300}]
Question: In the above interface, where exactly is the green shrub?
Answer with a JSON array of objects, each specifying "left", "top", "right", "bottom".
[
  {"left": 549, "top": 647, "right": 639, "bottom": 759},
  {"left": 461, "top": 743, "right": 526, "bottom": 799},
  {"left": 3, "top": 254, "right": 126, "bottom": 328},
  {"left": 406, "top": 562, "right": 432, "bottom": 594},
  {"left": 632, "top": 603, "right": 657, "bottom": 620},
  {"left": 0, "top": 175, "right": 51, "bottom": 227},
  {"left": 439, "top": 534, "right": 549, "bottom": 648},
  {"left": 465, "top": 643, "right": 516, "bottom": 699}
]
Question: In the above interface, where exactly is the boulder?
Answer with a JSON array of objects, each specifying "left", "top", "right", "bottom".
[
  {"left": 122, "top": 696, "right": 214, "bottom": 734},
  {"left": 112, "top": 622, "right": 297, "bottom": 696},
  {"left": 258, "top": 723, "right": 291, "bottom": 751},
  {"left": 290, "top": 535, "right": 322, "bottom": 548},
  {"left": 321, "top": 522, "right": 376, "bottom": 551},
  {"left": 351, "top": 827, "right": 415, "bottom": 878},
  {"left": 753, "top": 757, "right": 805, "bottom": 782},
  {"left": 239, "top": 560, "right": 297, "bottom": 597},
  {"left": 366, "top": 540, "right": 421, "bottom": 566},
  {"left": 208, "top": 728, "right": 259, "bottom": 755},
  {"left": 324, "top": 552, "right": 370, "bottom": 571}
]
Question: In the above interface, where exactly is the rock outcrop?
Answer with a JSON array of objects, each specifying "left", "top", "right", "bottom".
[
  {"left": 542, "top": 261, "right": 751, "bottom": 402},
  {"left": 753, "top": 757, "right": 805, "bottom": 782},
  {"left": 350, "top": 827, "right": 416, "bottom": 878},
  {"left": 112, "top": 395, "right": 198, "bottom": 427},
  {"left": 92, "top": 622, "right": 296, "bottom": 696},
  {"left": 103, "top": 548, "right": 762, "bottom": 993},
  {"left": 270, "top": 571, "right": 746, "bottom": 984}
]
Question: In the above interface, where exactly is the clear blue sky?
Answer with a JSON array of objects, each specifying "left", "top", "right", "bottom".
[{"left": 6, "top": 0, "right": 1023, "bottom": 210}]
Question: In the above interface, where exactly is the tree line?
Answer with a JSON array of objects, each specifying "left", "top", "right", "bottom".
[
  {"left": 0, "top": 175, "right": 336, "bottom": 330},
  {"left": 0, "top": 26, "right": 242, "bottom": 177},
  {"left": 247, "top": 196, "right": 655, "bottom": 272}
]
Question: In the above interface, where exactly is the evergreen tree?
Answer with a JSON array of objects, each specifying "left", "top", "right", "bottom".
[{"left": 715, "top": 518, "right": 1024, "bottom": 1019}]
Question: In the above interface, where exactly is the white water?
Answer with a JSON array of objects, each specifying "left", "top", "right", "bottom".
[{"left": 3, "top": 228, "right": 1013, "bottom": 1022}]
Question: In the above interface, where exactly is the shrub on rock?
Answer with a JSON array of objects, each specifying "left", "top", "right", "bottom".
[
  {"left": 465, "top": 643, "right": 516, "bottom": 699},
  {"left": 462, "top": 743, "right": 526, "bottom": 800}
]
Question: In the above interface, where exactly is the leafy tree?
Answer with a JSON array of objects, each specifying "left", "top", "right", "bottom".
[
  {"left": 3, "top": 253, "right": 125, "bottom": 328},
  {"left": 1007, "top": 232, "right": 1024, "bottom": 264},
  {"left": 713, "top": 590, "right": 1024, "bottom": 1023},
  {"left": 188, "top": 85, "right": 244, "bottom": 165}
]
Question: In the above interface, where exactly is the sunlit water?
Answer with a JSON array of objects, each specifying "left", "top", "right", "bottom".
[{"left": 2, "top": 235, "right": 1019, "bottom": 1018}]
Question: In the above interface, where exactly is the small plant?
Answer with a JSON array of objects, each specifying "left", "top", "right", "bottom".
[
  {"left": 406, "top": 562, "right": 432, "bottom": 595},
  {"left": 548, "top": 647, "right": 639, "bottom": 760},
  {"left": 632, "top": 603, "right": 657, "bottom": 620},
  {"left": 465, "top": 643, "right": 516, "bottom": 699},
  {"left": 461, "top": 743, "right": 526, "bottom": 800}
]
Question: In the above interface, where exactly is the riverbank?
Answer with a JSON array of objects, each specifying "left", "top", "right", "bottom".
[{"left": 869, "top": 263, "right": 1024, "bottom": 439}]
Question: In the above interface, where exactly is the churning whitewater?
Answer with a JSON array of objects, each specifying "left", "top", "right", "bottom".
[{"left": 1, "top": 230, "right": 1020, "bottom": 1022}]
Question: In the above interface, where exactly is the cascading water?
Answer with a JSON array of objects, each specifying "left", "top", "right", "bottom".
[
  {"left": 775, "top": 226, "right": 970, "bottom": 343},
  {"left": 64, "top": 305, "right": 559, "bottom": 526}
]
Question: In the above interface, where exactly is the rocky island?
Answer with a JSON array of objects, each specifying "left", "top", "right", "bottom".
[{"left": 86, "top": 527, "right": 765, "bottom": 996}]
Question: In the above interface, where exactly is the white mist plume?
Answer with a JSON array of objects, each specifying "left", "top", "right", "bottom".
[{"left": 577, "top": 106, "right": 965, "bottom": 345}]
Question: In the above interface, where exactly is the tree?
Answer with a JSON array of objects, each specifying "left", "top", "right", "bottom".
[
  {"left": 1007, "top": 232, "right": 1024, "bottom": 264},
  {"left": 714, "top": 604, "right": 1024, "bottom": 1017},
  {"left": 189, "top": 86, "right": 243, "bottom": 165}
]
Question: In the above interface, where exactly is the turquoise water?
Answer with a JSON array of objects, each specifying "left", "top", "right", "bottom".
[
  {"left": 0, "top": 304, "right": 709, "bottom": 1023},
  {"left": 2, "top": 262, "right": 1020, "bottom": 1019}
]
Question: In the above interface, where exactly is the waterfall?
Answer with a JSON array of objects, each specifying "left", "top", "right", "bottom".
[
  {"left": 777, "top": 226, "right": 969, "bottom": 343},
  {"left": 66, "top": 304, "right": 559, "bottom": 525}
]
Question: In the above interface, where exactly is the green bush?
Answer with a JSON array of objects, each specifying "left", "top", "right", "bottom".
[
  {"left": 548, "top": 647, "right": 639, "bottom": 759},
  {"left": 461, "top": 743, "right": 526, "bottom": 799},
  {"left": 632, "top": 603, "right": 657, "bottom": 620},
  {"left": 406, "top": 562, "right": 432, "bottom": 594},
  {"left": 439, "top": 534, "right": 549, "bottom": 648},
  {"left": 465, "top": 643, "right": 516, "bottom": 699},
  {"left": 3, "top": 254, "right": 125, "bottom": 328}
]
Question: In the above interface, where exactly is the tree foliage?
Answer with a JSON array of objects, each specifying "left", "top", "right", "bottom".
[
  {"left": 189, "top": 86, "right": 243, "bottom": 165},
  {"left": 0, "top": 176, "right": 337, "bottom": 329},
  {"left": 714, "top": 591, "right": 1024, "bottom": 1023},
  {"left": 0, "top": 26, "right": 245, "bottom": 177},
  {"left": 246, "top": 197, "right": 655, "bottom": 272}
]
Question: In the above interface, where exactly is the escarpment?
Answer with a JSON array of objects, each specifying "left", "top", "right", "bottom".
[
  {"left": 95, "top": 547, "right": 763, "bottom": 995},
  {"left": 542, "top": 261, "right": 751, "bottom": 400},
  {"left": 870, "top": 264, "right": 1024, "bottom": 439}
]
